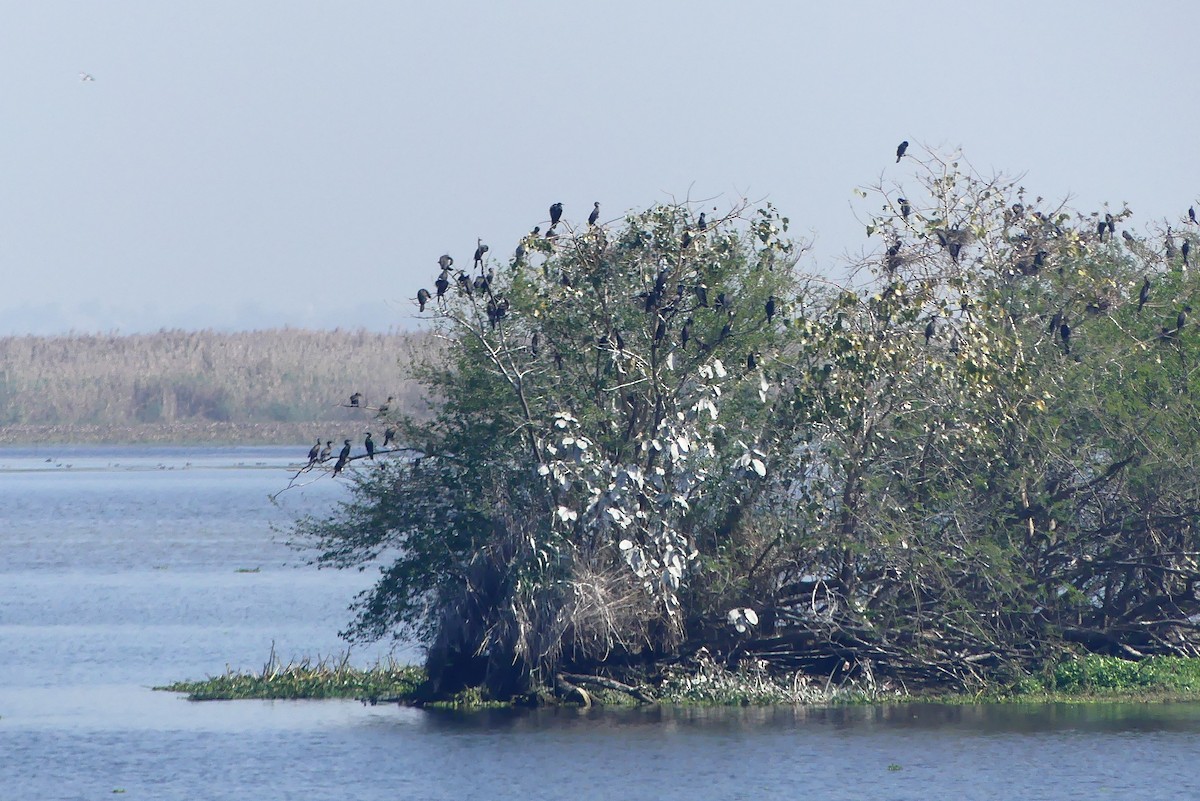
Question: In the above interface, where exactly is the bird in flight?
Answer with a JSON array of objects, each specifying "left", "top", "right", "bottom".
[{"left": 79, "top": 72, "right": 95, "bottom": 82}]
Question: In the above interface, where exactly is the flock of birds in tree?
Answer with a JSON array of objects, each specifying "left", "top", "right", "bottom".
[
  {"left": 309, "top": 143, "right": 1198, "bottom": 476},
  {"left": 300, "top": 392, "right": 399, "bottom": 476},
  {"left": 408, "top": 200, "right": 786, "bottom": 379},
  {"left": 888, "top": 142, "right": 1198, "bottom": 360}
]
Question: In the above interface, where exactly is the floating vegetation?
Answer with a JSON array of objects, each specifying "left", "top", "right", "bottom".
[
  {"left": 156, "top": 648, "right": 425, "bottom": 702},
  {"left": 1004, "top": 655, "right": 1200, "bottom": 701}
]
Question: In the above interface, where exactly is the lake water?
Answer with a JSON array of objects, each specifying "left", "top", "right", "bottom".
[{"left": 3, "top": 446, "right": 1200, "bottom": 800}]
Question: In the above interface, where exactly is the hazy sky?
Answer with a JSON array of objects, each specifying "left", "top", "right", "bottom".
[{"left": 3, "top": 1, "right": 1197, "bottom": 335}]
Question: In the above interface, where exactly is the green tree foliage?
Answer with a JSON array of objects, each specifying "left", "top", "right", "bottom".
[{"left": 297, "top": 151, "right": 1200, "bottom": 695}]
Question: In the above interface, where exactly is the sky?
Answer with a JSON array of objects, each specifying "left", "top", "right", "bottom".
[{"left": 2, "top": 0, "right": 1198, "bottom": 335}]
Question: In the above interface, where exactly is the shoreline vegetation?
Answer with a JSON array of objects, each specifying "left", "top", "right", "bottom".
[
  {"left": 158, "top": 652, "right": 1200, "bottom": 708},
  {"left": 0, "top": 328, "right": 430, "bottom": 445}
]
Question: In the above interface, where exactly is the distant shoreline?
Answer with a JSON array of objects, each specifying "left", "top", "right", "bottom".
[{"left": 0, "top": 421, "right": 342, "bottom": 446}]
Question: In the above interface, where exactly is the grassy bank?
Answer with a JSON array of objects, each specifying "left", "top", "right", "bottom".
[
  {"left": 156, "top": 655, "right": 424, "bottom": 702},
  {"left": 159, "top": 653, "right": 1200, "bottom": 707}
]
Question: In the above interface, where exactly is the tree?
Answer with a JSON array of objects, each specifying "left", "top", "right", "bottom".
[{"left": 293, "top": 201, "right": 800, "bottom": 696}]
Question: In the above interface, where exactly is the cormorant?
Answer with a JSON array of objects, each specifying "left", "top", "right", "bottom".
[
  {"left": 1179, "top": 305, "right": 1191, "bottom": 332},
  {"left": 896, "top": 140, "right": 908, "bottom": 162},
  {"left": 1184, "top": 240, "right": 1191, "bottom": 269},
  {"left": 416, "top": 288, "right": 431, "bottom": 312},
  {"left": 530, "top": 332, "right": 539, "bottom": 357},
  {"left": 588, "top": 202, "right": 600, "bottom": 226},
  {"left": 719, "top": 320, "right": 732, "bottom": 342},
  {"left": 549, "top": 202, "right": 563, "bottom": 228},
  {"left": 694, "top": 284, "right": 708, "bottom": 308},
  {"left": 474, "top": 239, "right": 489, "bottom": 270},
  {"left": 364, "top": 432, "right": 375, "bottom": 460},
  {"left": 681, "top": 229, "right": 692, "bottom": 249},
  {"left": 1190, "top": 206, "right": 1197, "bottom": 225},
  {"left": 1166, "top": 232, "right": 1177, "bottom": 259},
  {"left": 1048, "top": 309, "right": 1064, "bottom": 335},
  {"left": 681, "top": 318, "right": 691, "bottom": 350},
  {"left": 349, "top": 392, "right": 362, "bottom": 408},
  {"left": 714, "top": 292, "right": 727, "bottom": 310},
  {"left": 456, "top": 270, "right": 473, "bottom": 296},
  {"left": 924, "top": 318, "right": 936, "bottom": 344},
  {"left": 1059, "top": 321, "right": 1071, "bottom": 354},
  {"left": 1106, "top": 213, "right": 1115, "bottom": 235},
  {"left": 899, "top": 198, "right": 911, "bottom": 220},
  {"left": 654, "top": 316, "right": 667, "bottom": 344},
  {"left": 698, "top": 212, "right": 707, "bottom": 231},
  {"left": 765, "top": 296, "right": 776, "bottom": 323},
  {"left": 383, "top": 427, "right": 396, "bottom": 447},
  {"left": 435, "top": 270, "right": 450, "bottom": 301},
  {"left": 1096, "top": 220, "right": 1106, "bottom": 240},
  {"left": 1139, "top": 277, "right": 1151, "bottom": 312},
  {"left": 438, "top": 254, "right": 454, "bottom": 271},
  {"left": 614, "top": 329, "right": 625, "bottom": 351},
  {"left": 746, "top": 352, "right": 757, "bottom": 371},
  {"left": 378, "top": 396, "right": 393, "bottom": 415},
  {"left": 1122, "top": 230, "right": 1135, "bottom": 245},
  {"left": 515, "top": 240, "right": 526, "bottom": 262},
  {"left": 333, "top": 440, "right": 352, "bottom": 475},
  {"left": 319, "top": 440, "right": 333, "bottom": 461},
  {"left": 307, "top": 439, "right": 321, "bottom": 466}
]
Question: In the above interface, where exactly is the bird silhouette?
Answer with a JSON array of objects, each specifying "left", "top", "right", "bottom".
[
  {"left": 473, "top": 239, "right": 489, "bottom": 270},
  {"left": 896, "top": 140, "right": 908, "bottom": 162},
  {"left": 349, "top": 392, "right": 362, "bottom": 408},
  {"left": 899, "top": 198, "right": 911, "bottom": 220},
  {"left": 765, "top": 296, "right": 777, "bottom": 323},
  {"left": 456, "top": 270, "right": 473, "bottom": 296},
  {"left": 416, "top": 288, "right": 431, "bottom": 312},
  {"left": 1178, "top": 305, "right": 1191, "bottom": 332},
  {"left": 383, "top": 427, "right": 396, "bottom": 447},
  {"left": 307, "top": 439, "right": 321, "bottom": 466},
  {"left": 435, "top": 270, "right": 450, "bottom": 301},
  {"left": 1190, "top": 206, "right": 1197, "bottom": 225},
  {"left": 319, "top": 440, "right": 333, "bottom": 461},
  {"left": 333, "top": 440, "right": 352, "bottom": 475},
  {"left": 698, "top": 212, "right": 707, "bottom": 231},
  {"left": 746, "top": 352, "right": 757, "bottom": 371},
  {"left": 1096, "top": 220, "right": 1107, "bottom": 241},
  {"left": 1166, "top": 231, "right": 1177, "bottom": 259},
  {"left": 1139, "top": 277, "right": 1151, "bottom": 312},
  {"left": 365, "top": 432, "right": 375, "bottom": 460},
  {"left": 438, "top": 254, "right": 454, "bottom": 271},
  {"left": 681, "top": 229, "right": 692, "bottom": 249},
  {"left": 1059, "top": 321, "right": 1071, "bottom": 354},
  {"left": 588, "top": 202, "right": 600, "bottom": 226},
  {"left": 924, "top": 318, "right": 936, "bottom": 344},
  {"left": 694, "top": 284, "right": 709, "bottom": 308},
  {"left": 1184, "top": 240, "right": 1191, "bottom": 269},
  {"left": 378, "top": 396, "right": 394, "bottom": 415},
  {"left": 681, "top": 319, "right": 692, "bottom": 350},
  {"left": 549, "top": 202, "right": 563, "bottom": 228}
]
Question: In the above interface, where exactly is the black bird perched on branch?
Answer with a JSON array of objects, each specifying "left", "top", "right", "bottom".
[
  {"left": 1096, "top": 220, "right": 1107, "bottom": 241},
  {"left": 307, "top": 439, "right": 321, "bottom": 466},
  {"left": 588, "top": 202, "right": 600, "bottom": 226},
  {"left": 319, "top": 440, "right": 332, "bottom": 461},
  {"left": 530, "top": 332, "right": 539, "bottom": 357},
  {"left": 1048, "top": 309, "right": 1064, "bottom": 336},
  {"left": 1183, "top": 240, "right": 1191, "bottom": 269},
  {"left": 349, "top": 392, "right": 362, "bottom": 408},
  {"left": 694, "top": 284, "right": 709, "bottom": 308},
  {"left": 896, "top": 140, "right": 908, "bottom": 162},
  {"left": 383, "top": 427, "right": 396, "bottom": 447},
  {"left": 549, "top": 202, "right": 563, "bottom": 228},
  {"left": 1166, "top": 231, "right": 1177, "bottom": 260},
  {"left": 746, "top": 352, "right": 758, "bottom": 371},
  {"left": 698, "top": 212, "right": 707, "bottom": 231},
  {"left": 333, "top": 440, "right": 351, "bottom": 475},
  {"left": 714, "top": 292, "right": 727, "bottom": 310},
  {"left": 378, "top": 396, "right": 393, "bottom": 415},
  {"left": 899, "top": 198, "right": 910, "bottom": 220},
  {"left": 364, "top": 432, "right": 375, "bottom": 460},
  {"left": 681, "top": 318, "right": 691, "bottom": 350},
  {"left": 765, "top": 296, "right": 776, "bottom": 323},
  {"left": 924, "top": 318, "right": 936, "bottom": 344},
  {"left": 1190, "top": 206, "right": 1197, "bottom": 225},
  {"left": 1106, "top": 213, "right": 1115, "bottom": 235},
  {"left": 1059, "top": 320, "right": 1071, "bottom": 354},
  {"left": 514, "top": 239, "right": 526, "bottom": 263},
  {"left": 456, "top": 270, "right": 472, "bottom": 296},
  {"left": 681, "top": 229, "right": 692, "bottom": 249},
  {"left": 438, "top": 254, "right": 454, "bottom": 271},
  {"left": 1139, "top": 277, "right": 1151, "bottom": 312},
  {"left": 435, "top": 270, "right": 450, "bottom": 302},
  {"left": 1122, "top": 230, "right": 1135, "bottom": 245},
  {"left": 416, "top": 288, "right": 431, "bottom": 312},
  {"left": 1178, "top": 305, "right": 1191, "bottom": 332},
  {"left": 473, "top": 239, "right": 488, "bottom": 271}
]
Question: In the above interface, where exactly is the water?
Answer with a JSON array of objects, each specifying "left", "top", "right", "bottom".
[{"left": 3, "top": 446, "right": 1200, "bottom": 800}]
